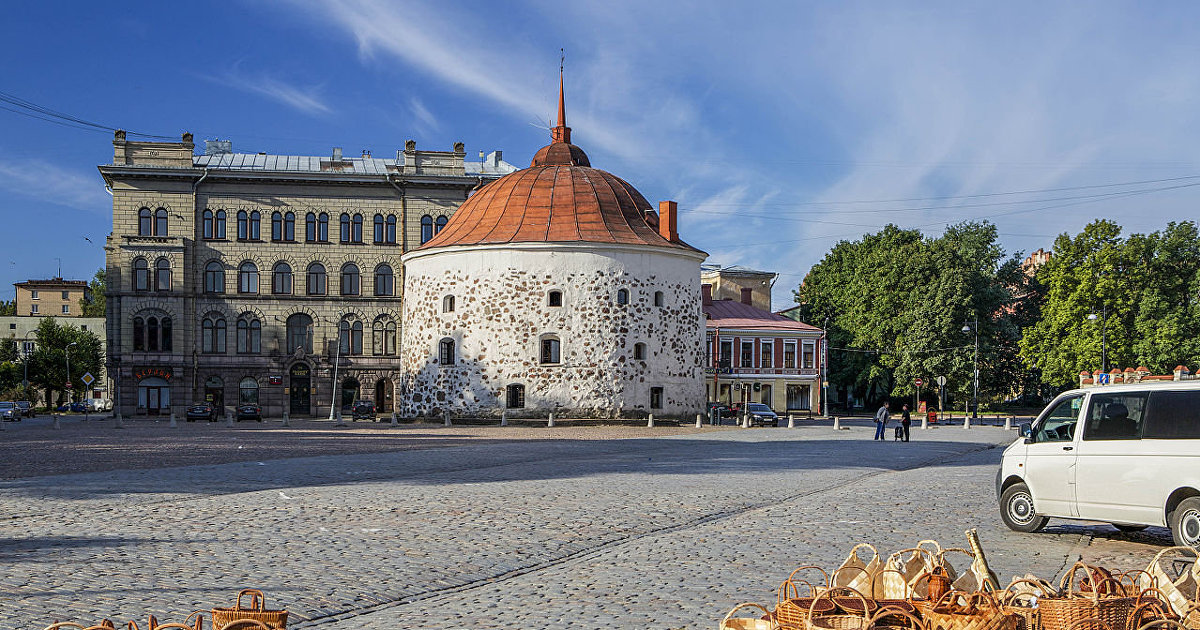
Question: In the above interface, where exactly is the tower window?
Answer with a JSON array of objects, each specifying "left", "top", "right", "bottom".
[
  {"left": 616, "top": 289, "right": 629, "bottom": 305},
  {"left": 539, "top": 335, "right": 561, "bottom": 365},
  {"left": 654, "top": 291, "right": 664, "bottom": 307},
  {"left": 442, "top": 295, "right": 455, "bottom": 313},
  {"left": 438, "top": 338, "right": 456, "bottom": 365},
  {"left": 548, "top": 290, "right": 563, "bottom": 307},
  {"left": 634, "top": 343, "right": 647, "bottom": 360}
]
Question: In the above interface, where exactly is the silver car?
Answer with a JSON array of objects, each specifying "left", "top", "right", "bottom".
[{"left": 0, "top": 401, "right": 17, "bottom": 421}]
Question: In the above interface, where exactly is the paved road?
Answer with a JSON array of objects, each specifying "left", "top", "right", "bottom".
[{"left": 0, "top": 423, "right": 1171, "bottom": 629}]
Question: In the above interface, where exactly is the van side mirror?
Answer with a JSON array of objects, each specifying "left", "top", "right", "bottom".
[{"left": 1019, "top": 423, "right": 1032, "bottom": 439}]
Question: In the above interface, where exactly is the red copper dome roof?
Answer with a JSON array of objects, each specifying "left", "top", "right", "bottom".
[{"left": 418, "top": 74, "right": 699, "bottom": 252}]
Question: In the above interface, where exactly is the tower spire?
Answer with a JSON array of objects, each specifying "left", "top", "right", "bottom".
[{"left": 551, "top": 49, "right": 571, "bottom": 144}]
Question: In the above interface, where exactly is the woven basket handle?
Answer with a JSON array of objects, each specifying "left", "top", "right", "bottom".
[
  {"left": 151, "top": 625, "right": 204, "bottom": 630},
  {"left": 1127, "top": 599, "right": 1176, "bottom": 630},
  {"left": 786, "top": 565, "right": 832, "bottom": 589},
  {"left": 888, "top": 548, "right": 935, "bottom": 569},
  {"left": 42, "top": 625, "right": 86, "bottom": 630},
  {"left": 235, "top": 589, "right": 266, "bottom": 612},
  {"left": 1135, "top": 621, "right": 1188, "bottom": 630},
  {"left": 938, "top": 547, "right": 975, "bottom": 566},
  {"left": 917, "top": 540, "right": 944, "bottom": 556},
  {"left": 867, "top": 606, "right": 927, "bottom": 630},
  {"left": 932, "top": 589, "right": 978, "bottom": 614},
  {"left": 779, "top": 578, "right": 818, "bottom": 603},
  {"left": 216, "top": 622, "right": 270, "bottom": 630},
  {"left": 847, "top": 543, "right": 880, "bottom": 564},
  {"left": 811, "top": 586, "right": 870, "bottom": 620},
  {"left": 1066, "top": 618, "right": 1116, "bottom": 630},
  {"left": 1062, "top": 562, "right": 1107, "bottom": 603},
  {"left": 1002, "top": 578, "right": 1052, "bottom": 606},
  {"left": 1121, "top": 570, "right": 1157, "bottom": 593},
  {"left": 184, "top": 611, "right": 205, "bottom": 630},
  {"left": 722, "top": 602, "right": 772, "bottom": 626},
  {"left": 873, "top": 568, "right": 913, "bottom": 598},
  {"left": 1145, "top": 547, "right": 1200, "bottom": 587}
]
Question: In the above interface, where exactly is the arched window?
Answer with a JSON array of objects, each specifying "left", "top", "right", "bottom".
[
  {"left": 317, "top": 212, "right": 329, "bottom": 242},
  {"left": 616, "top": 289, "right": 629, "bottom": 305},
  {"left": 238, "top": 262, "right": 258, "bottom": 294},
  {"left": 351, "top": 213, "right": 363, "bottom": 243},
  {"left": 654, "top": 291, "right": 664, "bottom": 307},
  {"left": 374, "top": 264, "right": 394, "bottom": 296},
  {"left": 202, "top": 316, "right": 227, "bottom": 353},
  {"left": 286, "top": 313, "right": 313, "bottom": 353},
  {"left": 154, "top": 208, "right": 167, "bottom": 236},
  {"left": 155, "top": 258, "right": 171, "bottom": 291},
  {"left": 132, "top": 257, "right": 149, "bottom": 291},
  {"left": 202, "top": 209, "right": 214, "bottom": 239},
  {"left": 271, "top": 212, "right": 283, "bottom": 241},
  {"left": 435, "top": 215, "right": 448, "bottom": 234},
  {"left": 420, "top": 215, "right": 433, "bottom": 244},
  {"left": 272, "top": 262, "right": 292, "bottom": 294},
  {"left": 372, "top": 319, "right": 397, "bottom": 355},
  {"left": 373, "top": 214, "right": 384, "bottom": 244},
  {"left": 442, "top": 295, "right": 455, "bottom": 313},
  {"left": 138, "top": 208, "right": 153, "bottom": 236},
  {"left": 352, "top": 321, "right": 363, "bottom": 355},
  {"left": 305, "top": 212, "right": 317, "bottom": 242},
  {"left": 548, "top": 290, "right": 563, "bottom": 307},
  {"left": 249, "top": 211, "right": 260, "bottom": 240},
  {"left": 340, "top": 263, "right": 360, "bottom": 296},
  {"left": 147, "top": 317, "right": 160, "bottom": 352},
  {"left": 214, "top": 210, "right": 226, "bottom": 239},
  {"left": 339, "top": 213, "right": 350, "bottom": 243},
  {"left": 386, "top": 215, "right": 397, "bottom": 244},
  {"left": 237, "top": 210, "right": 249, "bottom": 240},
  {"left": 283, "top": 212, "right": 295, "bottom": 241},
  {"left": 239, "top": 377, "right": 259, "bottom": 405},
  {"left": 161, "top": 317, "right": 172, "bottom": 352},
  {"left": 438, "top": 337, "right": 456, "bottom": 365},
  {"left": 133, "top": 317, "right": 145, "bottom": 351},
  {"left": 204, "top": 261, "right": 225, "bottom": 294},
  {"left": 338, "top": 319, "right": 363, "bottom": 355},
  {"left": 634, "top": 342, "right": 647, "bottom": 360},
  {"left": 506, "top": 384, "right": 525, "bottom": 409},
  {"left": 540, "top": 334, "right": 561, "bottom": 365},
  {"left": 237, "top": 317, "right": 261, "bottom": 354},
  {"left": 306, "top": 262, "right": 326, "bottom": 295}
]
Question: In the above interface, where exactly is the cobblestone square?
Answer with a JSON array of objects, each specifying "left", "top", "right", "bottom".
[{"left": 0, "top": 419, "right": 1172, "bottom": 629}]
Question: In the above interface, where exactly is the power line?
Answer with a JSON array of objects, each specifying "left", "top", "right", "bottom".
[{"left": 0, "top": 90, "right": 176, "bottom": 140}]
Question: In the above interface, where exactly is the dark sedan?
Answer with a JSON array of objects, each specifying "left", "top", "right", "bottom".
[
  {"left": 236, "top": 404, "right": 263, "bottom": 422},
  {"left": 186, "top": 402, "right": 218, "bottom": 422}
]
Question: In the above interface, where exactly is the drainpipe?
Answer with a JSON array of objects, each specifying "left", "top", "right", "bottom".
[{"left": 385, "top": 173, "right": 407, "bottom": 414}]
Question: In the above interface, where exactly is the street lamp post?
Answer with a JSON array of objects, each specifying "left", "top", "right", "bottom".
[
  {"left": 65, "top": 341, "right": 78, "bottom": 403},
  {"left": 328, "top": 329, "right": 342, "bottom": 422},
  {"left": 1087, "top": 303, "right": 1108, "bottom": 373},
  {"left": 962, "top": 315, "right": 979, "bottom": 419}
]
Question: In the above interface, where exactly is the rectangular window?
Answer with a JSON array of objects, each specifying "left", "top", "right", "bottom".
[
  {"left": 740, "top": 341, "right": 754, "bottom": 368},
  {"left": 62, "top": 304, "right": 69, "bottom": 314},
  {"left": 802, "top": 342, "right": 815, "bottom": 369},
  {"left": 784, "top": 341, "right": 797, "bottom": 368},
  {"left": 30, "top": 304, "right": 38, "bottom": 314},
  {"left": 22, "top": 341, "right": 34, "bottom": 355},
  {"left": 1083, "top": 392, "right": 1146, "bottom": 440},
  {"left": 1143, "top": 391, "right": 1200, "bottom": 439},
  {"left": 760, "top": 341, "right": 773, "bottom": 370},
  {"left": 30, "top": 290, "right": 38, "bottom": 300},
  {"left": 719, "top": 340, "right": 733, "bottom": 368},
  {"left": 62, "top": 291, "right": 69, "bottom": 299},
  {"left": 650, "top": 386, "right": 663, "bottom": 409}
]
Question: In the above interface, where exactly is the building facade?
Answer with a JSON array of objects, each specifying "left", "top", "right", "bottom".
[
  {"left": 100, "top": 132, "right": 515, "bottom": 418},
  {"left": 15, "top": 278, "right": 90, "bottom": 317},
  {"left": 700, "top": 264, "right": 776, "bottom": 312},
  {"left": 399, "top": 81, "right": 708, "bottom": 418},
  {"left": 704, "top": 283, "right": 825, "bottom": 414}
]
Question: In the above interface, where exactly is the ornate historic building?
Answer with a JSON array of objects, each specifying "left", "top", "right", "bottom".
[
  {"left": 399, "top": 80, "right": 708, "bottom": 418},
  {"left": 100, "top": 133, "right": 515, "bottom": 417}
]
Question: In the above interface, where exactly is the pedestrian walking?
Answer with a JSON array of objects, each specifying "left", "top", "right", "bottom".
[
  {"left": 873, "top": 401, "right": 890, "bottom": 440},
  {"left": 901, "top": 404, "right": 911, "bottom": 442}
]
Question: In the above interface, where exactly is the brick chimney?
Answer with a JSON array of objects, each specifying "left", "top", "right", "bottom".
[
  {"left": 702, "top": 283, "right": 713, "bottom": 306},
  {"left": 741, "top": 288, "right": 753, "bottom": 305},
  {"left": 658, "top": 200, "right": 678, "bottom": 242}
]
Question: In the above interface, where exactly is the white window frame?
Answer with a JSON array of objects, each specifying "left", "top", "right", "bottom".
[
  {"left": 802, "top": 340, "right": 816, "bottom": 369},
  {"left": 759, "top": 338, "right": 774, "bottom": 370},
  {"left": 783, "top": 340, "right": 798, "bottom": 369},
  {"left": 740, "top": 340, "right": 754, "bottom": 368}
]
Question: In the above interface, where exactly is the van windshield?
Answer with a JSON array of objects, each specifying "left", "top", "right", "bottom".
[{"left": 1033, "top": 395, "right": 1082, "bottom": 443}]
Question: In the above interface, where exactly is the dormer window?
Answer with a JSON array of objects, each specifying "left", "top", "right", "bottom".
[{"left": 548, "top": 290, "right": 563, "bottom": 307}]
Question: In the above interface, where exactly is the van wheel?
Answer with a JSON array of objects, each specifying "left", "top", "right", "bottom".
[
  {"left": 1170, "top": 497, "right": 1200, "bottom": 549},
  {"left": 1001, "top": 483, "right": 1048, "bottom": 533}
]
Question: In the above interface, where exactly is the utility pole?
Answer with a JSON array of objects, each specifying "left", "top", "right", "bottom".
[
  {"left": 822, "top": 316, "right": 830, "bottom": 417},
  {"left": 328, "top": 329, "right": 342, "bottom": 421},
  {"left": 961, "top": 314, "right": 979, "bottom": 419},
  {"left": 65, "top": 341, "right": 78, "bottom": 403}
]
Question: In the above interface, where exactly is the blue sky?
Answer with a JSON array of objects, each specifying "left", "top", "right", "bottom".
[{"left": 3, "top": 2, "right": 1200, "bottom": 307}]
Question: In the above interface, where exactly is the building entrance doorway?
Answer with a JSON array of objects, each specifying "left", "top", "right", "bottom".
[
  {"left": 138, "top": 376, "right": 169, "bottom": 416},
  {"left": 289, "top": 363, "right": 311, "bottom": 416},
  {"left": 204, "top": 376, "right": 224, "bottom": 413},
  {"left": 787, "top": 384, "right": 811, "bottom": 411},
  {"left": 341, "top": 377, "right": 360, "bottom": 411},
  {"left": 374, "top": 378, "right": 393, "bottom": 414}
]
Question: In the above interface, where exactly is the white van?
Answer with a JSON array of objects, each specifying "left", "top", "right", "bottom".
[{"left": 997, "top": 381, "right": 1200, "bottom": 548}]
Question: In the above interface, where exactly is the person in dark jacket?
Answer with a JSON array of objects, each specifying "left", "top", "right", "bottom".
[
  {"left": 900, "top": 404, "right": 912, "bottom": 442},
  {"left": 873, "top": 402, "right": 890, "bottom": 440}
]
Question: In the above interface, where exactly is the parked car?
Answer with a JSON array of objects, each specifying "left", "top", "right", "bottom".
[
  {"left": 997, "top": 381, "right": 1200, "bottom": 548},
  {"left": 16, "top": 400, "right": 33, "bottom": 417},
  {"left": 352, "top": 399, "right": 376, "bottom": 420},
  {"left": 236, "top": 404, "right": 263, "bottom": 422},
  {"left": 745, "top": 403, "right": 779, "bottom": 427},
  {"left": 65, "top": 401, "right": 88, "bottom": 413},
  {"left": 86, "top": 398, "right": 112, "bottom": 412},
  {"left": 186, "top": 402, "right": 218, "bottom": 422},
  {"left": 0, "top": 401, "right": 18, "bottom": 422}
]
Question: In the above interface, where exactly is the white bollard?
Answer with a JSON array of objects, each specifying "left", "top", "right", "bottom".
[
  {"left": 169, "top": 412, "right": 177, "bottom": 428},
  {"left": 921, "top": 415, "right": 928, "bottom": 430},
  {"left": 334, "top": 408, "right": 346, "bottom": 427},
  {"left": 1004, "top": 416, "right": 1012, "bottom": 431},
  {"left": 647, "top": 413, "right": 655, "bottom": 428},
  {"left": 500, "top": 411, "right": 508, "bottom": 427},
  {"left": 225, "top": 410, "right": 234, "bottom": 427},
  {"left": 52, "top": 414, "right": 61, "bottom": 430},
  {"left": 390, "top": 412, "right": 398, "bottom": 427},
  {"left": 787, "top": 413, "right": 795, "bottom": 429},
  {"left": 282, "top": 411, "right": 290, "bottom": 427},
  {"left": 964, "top": 415, "right": 971, "bottom": 429},
  {"left": 115, "top": 413, "right": 125, "bottom": 429},
  {"left": 444, "top": 410, "right": 452, "bottom": 427},
  {"left": 695, "top": 413, "right": 703, "bottom": 429},
  {"left": 833, "top": 416, "right": 841, "bottom": 431},
  {"left": 547, "top": 412, "right": 555, "bottom": 427}
]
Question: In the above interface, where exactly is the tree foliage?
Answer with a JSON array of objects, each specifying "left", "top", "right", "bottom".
[
  {"left": 26, "top": 317, "right": 103, "bottom": 405},
  {"left": 1019, "top": 220, "right": 1200, "bottom": 386},
  {"left": 81, "top": 267, "right": 106, "bottom": 317},
  {"left": 794, "top": 221, "right": 1027, "bottom": 409}
]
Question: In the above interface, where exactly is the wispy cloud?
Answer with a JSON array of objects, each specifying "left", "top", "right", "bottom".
[
  {"left": 0, "top": 158, "right": 108, "bottom": 213},
  {"left": 207, "top": 63, "right": 331, "bottom": 115},
  {"left": 408, "top": 97, "right": 439, "bottom": 135}
]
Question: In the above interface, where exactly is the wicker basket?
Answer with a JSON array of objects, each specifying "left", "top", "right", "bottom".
[
  {"left": 923, "top": 590, "right": 1017, "bottom": 630},
  {"left": 211, "top": 590, "right": 288, "bottom": 630},
  {"left": 1040, "top": 564, "right": 1136, "bottom": 630},
  {"left": 777, "top": 566, "right": 837, "bottom": 630},
  {"left": 872, "top": 569, "right": 919, "bottom": 627},
  {"left": 722, "top": 602, "right": 779, "bottom": 630},
  {"left": 808, "top": 587, "right": 871, "bottom": 630},
  {"left": 1125, "top": 589, "right": 1180, "bottom": 630},
  {"left": 868, "top": 606, "right": 929, "bottom": 630},
  {"left": 1002, "top": 579, "right": 1052, "bottom": 630}
]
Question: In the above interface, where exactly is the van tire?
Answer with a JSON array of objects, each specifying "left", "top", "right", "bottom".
[
  {"left": 1001, "top": 483, "right": 1048, "bottom": 533},
  {"left": 1169, "top": 497, "right": 1200, "bottom": 549}
]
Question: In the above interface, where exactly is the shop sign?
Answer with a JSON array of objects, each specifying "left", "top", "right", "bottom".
[
  {"left": 268, "top": 375, "right": 283, "bottom": 385},
  {"left": 134, "top": 367, "right": 173, "bottom": 381}
]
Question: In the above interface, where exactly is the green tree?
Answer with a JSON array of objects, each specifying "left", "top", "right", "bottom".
[
  {"left": 0, "top": 299, "right": 14, "bottom": 316},
  {"left": 81, "top": 267, "right": 106, "bottom": 317},
  {"left": 27, "top": 317, "right": 103, "bottom": 406}
]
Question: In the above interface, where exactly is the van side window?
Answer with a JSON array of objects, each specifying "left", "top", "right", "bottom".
[
  {"left": 1083, "top": 393, "right": 1146, "bottom": 440},
  {"left": 1143, "top": 391, "right": 1200, "bottom": 439},
  {"left": 1035, "top": 395, "right": 1083, "bottom": 442}
]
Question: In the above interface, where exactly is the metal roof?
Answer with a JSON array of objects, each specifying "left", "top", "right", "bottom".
[{"left": 190, "top": 153, "right": 517, "bottom": 176}]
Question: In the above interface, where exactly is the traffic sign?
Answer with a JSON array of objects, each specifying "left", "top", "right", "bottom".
[
  {"left": 936, "top": 375, "right": 947, "bottom": 387},
  {"left": 81, "top": 372, "right": 95, "bottom": 387},
  {"left": 64, "top": 382, "right": 72, "bottom": 389},
  {"left": 915, "top": 378, "right": 923, "bottom": 387}
]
